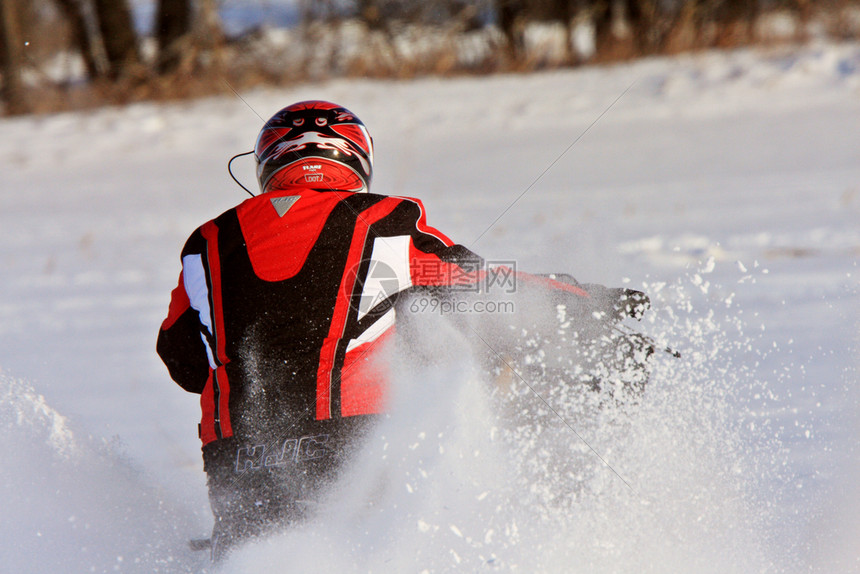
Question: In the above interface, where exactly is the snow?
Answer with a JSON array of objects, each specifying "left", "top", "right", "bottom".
[{"left": 1, "top": 41, "right": 859, "bottom": 572}]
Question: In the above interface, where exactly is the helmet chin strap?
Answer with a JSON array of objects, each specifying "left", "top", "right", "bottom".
[{"left": 228, "top": 150, "right": 257, "bottom": 197}]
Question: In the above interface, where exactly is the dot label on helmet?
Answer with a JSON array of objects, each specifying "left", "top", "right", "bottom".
[{"left": 305, "top": 174, "right": 324, "bottom": 183}]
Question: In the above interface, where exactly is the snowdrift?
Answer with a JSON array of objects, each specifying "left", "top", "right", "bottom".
[{"left": 0, "top": 375, "right": 205, "bottom": 573}]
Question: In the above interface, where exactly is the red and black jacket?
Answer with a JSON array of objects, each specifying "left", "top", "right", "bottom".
[{"left": 157, "top": 188, "right": 488, "bottom": 447}]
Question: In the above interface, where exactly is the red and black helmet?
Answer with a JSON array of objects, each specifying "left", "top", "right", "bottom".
[{"left": 254, "top": 101, "right": 374, "bottom": 194}]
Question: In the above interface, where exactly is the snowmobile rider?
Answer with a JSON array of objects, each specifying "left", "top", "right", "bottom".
[{"left": 156, "top": 100, "right": 646, "bottom": 560}]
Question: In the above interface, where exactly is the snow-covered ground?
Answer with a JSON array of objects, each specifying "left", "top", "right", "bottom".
[{"left": 1, "top": 41, "right": 858, "bottom": 572}]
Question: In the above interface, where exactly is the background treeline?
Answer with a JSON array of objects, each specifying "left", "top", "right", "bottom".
[{"left": 2, "top": 0, "right": 859, "bottom": 115}]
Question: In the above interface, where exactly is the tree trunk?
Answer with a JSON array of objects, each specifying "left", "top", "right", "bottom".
[
  {"left": 156, "top": 0, "right": 192, "bottom": 74},
  {"left": 554, "top": 0, "right": 580, "bottom": 64},
  {"left": 496, "top": 0, "right": 526, "bottom": 61},
  {"left": 708, "top": 0, "right": 759, "bottom": 46},
  {"left": 357, "top": 0, "right": 384, "bottom": 30},
  {"left": 0, "top": 0, "right": 28, "bottom": 114},
  {"left": 194, "top": 0, "right": 224, "bottom": 74},
  {"left": 195, "top": 0, "right": 223, "bottom": 49},
  {"left": 593, "top": 0, "right": 637, "bottom": 58},
  {"left": 92, "top": 0, "right": 140, "bottom": 79},
  {"left": 53, "top": 0, "right": 105, "bottom": 79}
]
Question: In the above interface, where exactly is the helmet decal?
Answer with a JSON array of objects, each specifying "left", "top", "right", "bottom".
[
  {"left": 254, "top": 101, "right": 373, "bottom": 194},
  {"left": 266, "top": 131, "right": 371, "bottom": 176}
]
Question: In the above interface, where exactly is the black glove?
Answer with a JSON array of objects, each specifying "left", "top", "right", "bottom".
[{"left": 581, "top": 284, "right": 650, "bottom": 322}]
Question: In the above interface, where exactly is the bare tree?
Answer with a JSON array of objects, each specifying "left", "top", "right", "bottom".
[
  {"left": 193, "top": 0, "right": 224, "bottom": 73},
  {"left": 155, "top": 0, "right": 192, "bottom": 74},
  {"left": 550, "top": 0, "right": 581, "bottom": 63},
  {"left": 357, "top": 0, "right": 385, "bottom": 30},
  {"left": 53, "top": 0, "right": 106, "bottom": 79},
  {"left": 711, "top": 0, "right": 760, "bottom": 45},
  {"left": 495, "top": 0, "right": 526, "bottom": 61},
  {"left": 592, "top": 0, "right": 655, "bottom": 57},
  {"left": 0, "top": 0, "right": 28, "bottom": 114},
  {"left": 92, "top": 0, "right": 140, "bottom": 79},
  {"left": 195, "top": 0, "right": 223, "bottom": 50}
]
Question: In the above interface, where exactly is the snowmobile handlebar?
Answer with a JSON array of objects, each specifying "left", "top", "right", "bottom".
[{"left": 536, "top": 274, "right": 650, "bottom": 322}]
